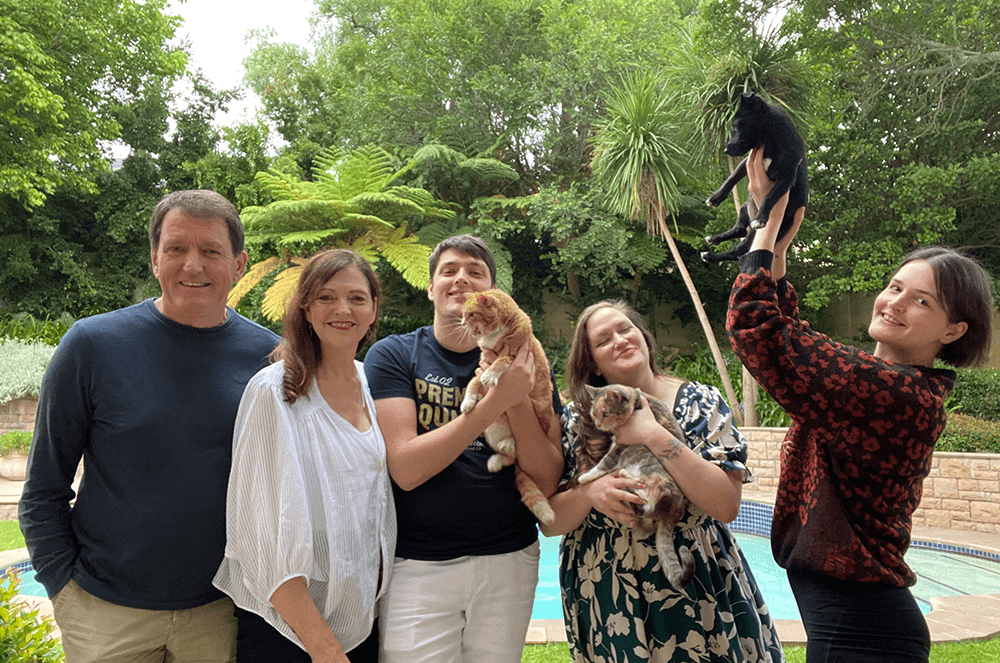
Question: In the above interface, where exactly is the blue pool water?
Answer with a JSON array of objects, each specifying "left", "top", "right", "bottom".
[{"left": 528, "top": 501, "right": 1000, "bottom": 621}]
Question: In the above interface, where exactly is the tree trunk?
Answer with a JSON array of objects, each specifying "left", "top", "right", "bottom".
[
  {"left": 654, "top": 214, "right": 743, "bottom": 426},
  {"left": 727, "top": 155, "right": 760, "bottom": 427}
]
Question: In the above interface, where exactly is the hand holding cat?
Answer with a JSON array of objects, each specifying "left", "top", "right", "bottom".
[
  {"left": 747, "top": 146, "right": 805, "bottom": 278},
  {"left": 610, "top": 394, "right": 680, "bottom": 448},
  {"left": 485, "top": 342, "right": 535, "bottom": 411},
  {"left": 584, "top": 471, "right": 644, "bottom": 527}
]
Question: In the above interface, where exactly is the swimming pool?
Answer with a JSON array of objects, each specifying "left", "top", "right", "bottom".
[
  {"left": 530, "top": 500, "right": 1000, "bottom": 621},
  {"left": 6, "top": 501, "right": 1000, "bottom": 622}
]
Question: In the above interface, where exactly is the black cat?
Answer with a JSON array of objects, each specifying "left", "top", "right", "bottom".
[{"left": 702, "top": 91, "right": 808, "bottom": 263}]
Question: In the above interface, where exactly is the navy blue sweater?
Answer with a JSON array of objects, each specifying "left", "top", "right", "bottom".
[{"left": 19, "top": 300, "right": 278, "bottom": 609}]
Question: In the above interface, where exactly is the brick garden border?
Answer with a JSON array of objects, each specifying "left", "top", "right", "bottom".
[{"left": 741, "top": 427, "right": 999, "bottom": 535}]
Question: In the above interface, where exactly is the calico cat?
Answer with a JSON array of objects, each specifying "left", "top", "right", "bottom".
[
  {"left": 576, "top": 384, "right": 695, "bottom": 591},
  {"left": 459, "top": 289, "right": 556, "bottom": 526},
  {"left": 702, "top": 91, "right": 809, "bottom": 263}
]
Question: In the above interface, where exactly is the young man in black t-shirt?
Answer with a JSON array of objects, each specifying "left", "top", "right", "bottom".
[{"left": 364, "top": 235, "right": 563, "bottom": 663}]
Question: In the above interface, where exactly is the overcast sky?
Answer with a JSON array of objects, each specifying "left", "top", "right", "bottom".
[{"left": 169, "top": 0, "right": 316, "bottom": 123}]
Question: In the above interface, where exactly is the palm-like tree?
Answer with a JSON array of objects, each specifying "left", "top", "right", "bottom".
[
  {"left": 591, "top": 70, "right": 743, "bottom": 424},
  {"left": 228, "top": 145, "right": 457, "bottom": 320}
]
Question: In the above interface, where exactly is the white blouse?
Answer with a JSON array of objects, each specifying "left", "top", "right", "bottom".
[{"left": 213, "top": 360, "right": 396, "bottom": 653}]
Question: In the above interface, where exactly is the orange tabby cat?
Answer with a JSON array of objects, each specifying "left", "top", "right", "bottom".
[{"left": 460, "top": 289, "right": 557, "bottom": 526}]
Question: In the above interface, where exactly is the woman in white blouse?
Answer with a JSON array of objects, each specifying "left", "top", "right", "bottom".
[{"left": 214, "top": 249, "right": 395, "bottom": 663}]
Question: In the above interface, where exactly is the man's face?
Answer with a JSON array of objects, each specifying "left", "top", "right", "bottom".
[
  {"left": 427, "top": 248, "right": 493, "bottom": 319},
  {"left": 151, "top": 210, "right": 247, "bottom": 327}
]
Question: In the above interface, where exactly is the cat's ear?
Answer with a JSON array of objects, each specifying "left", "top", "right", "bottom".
[{"left": 582, "top": 384, "right": 598, "bottom": 402}]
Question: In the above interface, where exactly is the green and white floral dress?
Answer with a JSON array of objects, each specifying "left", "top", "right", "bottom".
[{"left": 559, "top": 381, "right": 784, "bottom": 663}]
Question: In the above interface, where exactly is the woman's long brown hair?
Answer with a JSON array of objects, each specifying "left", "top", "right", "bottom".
[{"left": 271, "top": 250, "right": 380, "bottom": 403}]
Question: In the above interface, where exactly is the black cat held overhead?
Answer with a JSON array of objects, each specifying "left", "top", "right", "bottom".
[{"left": 702, "top": 91, "right": 808, "bottom": 263}]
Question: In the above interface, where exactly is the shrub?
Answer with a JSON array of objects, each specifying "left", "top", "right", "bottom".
[
  {"left": 937, "top": 413, "right": 1000, "bottom": 454},
  {"left": 668, "top": 344, "right": 792, "bottom": 428},
  {"left": 0, "top": 571, "right": 64, "bottom": 662},
  {"left": 950, "top": 368, "right": 1000, "bottom": 421},
  {"left": 0, "top": 340, "right": 56, "bottom": 403},
  {"left": 0, "top": 314, "right": 73, "bottom": 347},
  {"left": 0, "top": 432, "right": 32, "bottom": 457}
]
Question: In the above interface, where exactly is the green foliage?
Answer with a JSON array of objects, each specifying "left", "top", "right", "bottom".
[
  {"left": 474, "top": 183, "right": 667, "bottom": 302},
  {"left": 937, "top": 413, "right": 1000, "bottom": 454},
  {"left": 231, "top": 145, "right": 464, "bottom": 320},
  {"left": 0, "top": 572, "right": 64, "bottom": 662},
  {"left": 0, "top": 314, "right": 72, "bottom": 346},
  {"left": 0, "top": 340, "right": 55, "bottom": 404},
  {"left": 0, "top": 431, "right": 32, "bottom": 456},
  {"left": 0, "top": 0, "right": 184, "bottom": 209},
  {"left": 0, "top": 522, "right": 25, "bottom": 552},
  {"left": 590, "top": 69, "right": 704, "bottom": 235},
  {"left": 950, "top": 368, "right": 1000, "bottom": 420},
  {"left": 408, "top": 144, "right": 520, "bottom": 214},
  {"left": 777, "top": 0, "right": 1000, "bottom": 306},
  {"left": 669, "top": 344, "right": 791, "bottom": 428}
]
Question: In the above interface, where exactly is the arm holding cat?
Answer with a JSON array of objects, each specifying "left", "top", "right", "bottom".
[
  {"left": 375, "top": 343, "right": 536, "bottom": 491},
  {"left": 506, "top": 395, "right": 563, "bottom": 496},
  {"left": 479, "top": 346, "right": 564, "bottom": 497},
  {"left": 746, "top": 146, "right": 805, "bottom": 280},
  {"left": 611, "top": 399, "right": 743, "bottom": 523},
  {"left": 543, "top": 472, "right": 645, "bottom": 535}
]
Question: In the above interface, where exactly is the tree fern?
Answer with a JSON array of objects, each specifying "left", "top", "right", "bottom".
[
  {"left": 262, "top": 266, "right": 305, "bottom": 321},
  {"left": 227, "top": 256, "right": 283, "bottom": 308},
  {"left": 277, "top": 229, "right": 351, "bottom": 246},
  {"left": 230, "top": 145, "right": 458, "bottom": 319},
  {"left": 378, "top": 228, "right": 433, "bottom": 290}
]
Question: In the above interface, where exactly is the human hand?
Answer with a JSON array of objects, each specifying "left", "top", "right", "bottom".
[
  {"left": 610, "top": 395, "right": 663, "bottom": 447},
  {"left": 746, "top": 147, "right": 774, "bottom": 208},
  {"left": 477, "top": 347, "right": 497, "bottom": 376},
  {"left": 491, "top": 343, "right": 534, "bottom": 410},
  {"left": 746, "top": 148, "right": 793, "bottom": 254},
  {"left": 770, "top": 205, "right": 805, "bottom": 280},
  {"left": 583, "top": 471, "right": 644, "bottom": 526}
]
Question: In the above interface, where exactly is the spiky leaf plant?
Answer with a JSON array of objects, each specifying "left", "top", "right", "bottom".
[
  {"left": 590, "top": 70, "right": 698, "bottom": 239},
  {"left": 588, "top": 70, "right": 741, "bottom": 423},
  {"left": 229, "top": 145, "right": 457, "bottom": 321}
]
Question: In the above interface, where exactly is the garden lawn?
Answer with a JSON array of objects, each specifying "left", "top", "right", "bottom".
[
  {"left": 0, "top": 520, "right": 25, "bottom": 551},
  {"left": 521, "top": 638, "right": 1000, "bottom": 662}
]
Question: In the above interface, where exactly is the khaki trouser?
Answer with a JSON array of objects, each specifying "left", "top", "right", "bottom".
[{"left": 52, "top": 579, "right": 237, "bottom": 663}]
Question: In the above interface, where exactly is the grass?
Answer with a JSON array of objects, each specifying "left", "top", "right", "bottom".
[
  {"left": 521, "top": 638, "right": 1000, "bottom": 661},
  {"left": 0, "top": 520, "right": 25, "bottom": 552}
]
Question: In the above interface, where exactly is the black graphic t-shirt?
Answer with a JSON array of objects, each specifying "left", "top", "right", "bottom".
[{"left": 364, "top": 326, "right": 553, "bottom": 560}]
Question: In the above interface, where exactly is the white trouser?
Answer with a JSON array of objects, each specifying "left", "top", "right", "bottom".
[{"left": 378, "top": 540, "right": 540, "bottom": 663}]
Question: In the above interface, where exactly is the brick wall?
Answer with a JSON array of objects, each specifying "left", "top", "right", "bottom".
[
  {"left": 742, "top": 427, "right": 1000, "bottom": 535},
  {"left": 0, "top": 396, "right": 37, "bottom": 436}
]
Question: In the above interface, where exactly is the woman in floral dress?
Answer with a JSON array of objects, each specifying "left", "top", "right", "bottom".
[{"left": 546, "top": 300, "right": 783, "bottom": 663}]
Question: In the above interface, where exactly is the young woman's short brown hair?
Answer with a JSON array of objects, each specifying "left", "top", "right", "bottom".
[{"left": 900, "top": 247, "right": 994, "bottom": 368}]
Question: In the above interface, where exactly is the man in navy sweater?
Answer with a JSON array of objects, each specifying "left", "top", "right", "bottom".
[{"left": 19, "top": 190, "right": 280, "bottom": 662}]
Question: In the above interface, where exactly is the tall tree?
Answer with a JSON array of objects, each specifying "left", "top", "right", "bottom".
[
  {"left": 248, "top": 0, "right": 683, "bottom": 187},
  {"left": 0, "top": 0, "right": 184, "bottom": 208},
  {"left": 590, "top": 70, "right": 743, "bottom": 423},
  {"left": 781, "top": 0, "right": 1000, "bottom": 308}
]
